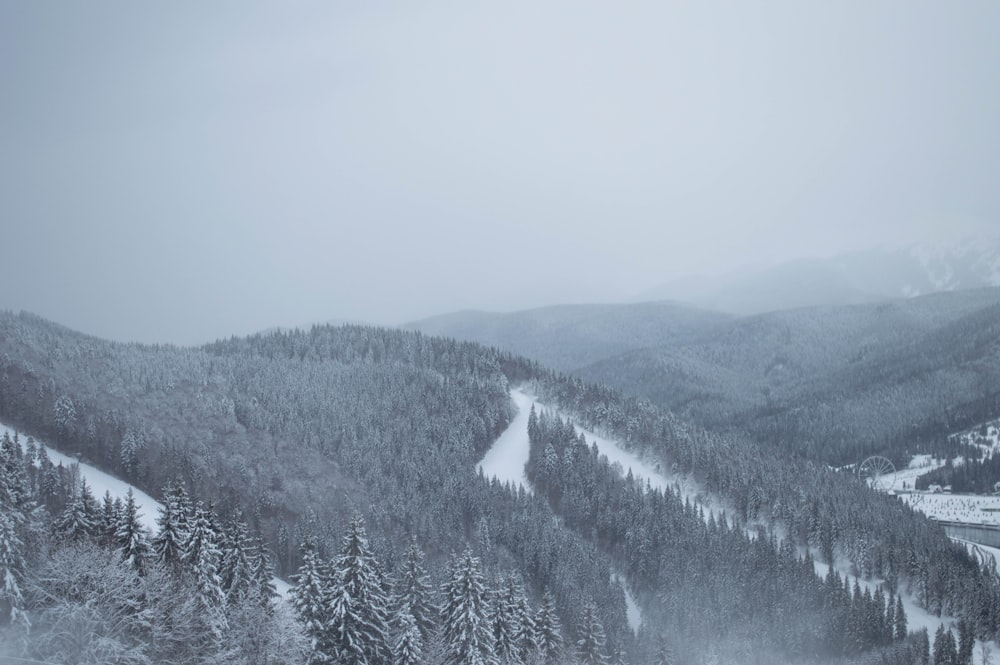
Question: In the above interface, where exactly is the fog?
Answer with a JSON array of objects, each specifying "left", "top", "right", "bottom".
[{"left": 2, "top": 2, "right": 998, "bottom": 344}]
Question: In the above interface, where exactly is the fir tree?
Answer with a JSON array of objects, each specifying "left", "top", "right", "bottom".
[
  {"left": 291, "top": 538, "right": 333, "bottom": 665},
  {"left": 894, "top": 594, "right": 907, "bottom": 642},
  {"left": 0, "top": 432, "right": 29, "bottom": 627},
  {"left": 249, "top": 536, "right": 278, "bottom": 611},
  {"left": 576, "top": 598, "right": 608, "bottom": 665},
  {"left": 534, "top": 589, "right": 563, "bottom": 664},
  {"left": 394, "top": 538, "right": 435, "bottom": 640},
  {"left": 114, "top": 487, "right": 150, "bottom": 573},
  {"left": 54, "top": 477, "right": 97, "bottom": 543},
  {"left": 441, "top": 547, "right": 494, "bottom": 665},
  {"left": 98, "top": 489, "right": 119, "bottom": 548},
  {"left": 492, "top": 572, "right": 534, "bottom": 665},
  {"left": 958, "top": 617, "right": 974, "bottom": 665},
  {"left": 328, "top": 514, "right": 391, "bottom": 665},
  {"left": 152, "top": 484, "right": 188, "bottom": 571},
  {"left": 220, "top": 514, "right": 255, "bottom": 603},
  {"left": 393, "top": 610, "right": 424, "bottom": 665}
]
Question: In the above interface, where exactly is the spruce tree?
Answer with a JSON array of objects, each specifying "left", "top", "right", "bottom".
[
  {"left": 441, "top": 547, "right": 494, "bottom": 665},
  {"left": 291, "top": 538, "right": 334, "bottom": 665},
  {"left": 393, "top": 610, "right": 424, "bottom": 665},
  {"left": 114, "top": 487, "right": 150, "bottom": 573},
  {"left": 152, "top": 483, "right": 190, "bottom": 571},
  {"left": 394, "top": 538, "right": 435, "bottom": 640},
  {"left": 0, "top": 432, "right": 29, "bottom": 627},
  {"left": 54, "top": 477, "right": 97, "bottom": 543},
  {"left": 328, "top": 514, "right": 391, "bottom": 665},
  {"left": 958, "top": 617, "right": 974, "bottom": 665},
  {"left": 576, "top": 598, "right": 609, "bottom": 665},
  {"left": 535, "top": 589, "right": 563, "bottom": 664},
  {"left": 894, "top": 595, "right": 907, "bottom": 642}
]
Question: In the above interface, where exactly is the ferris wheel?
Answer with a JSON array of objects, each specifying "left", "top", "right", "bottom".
[{"left": 857, "top": 455, "right": 896, "bottom": 492}]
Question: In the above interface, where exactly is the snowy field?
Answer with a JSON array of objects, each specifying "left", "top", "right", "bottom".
[
  {"left": 897, "top": 492, "right": 1000, "bottom": 525},
  {"left": 0, "top": 422, "right": 292, "bottom": 599},
  {"left": 951, "top": 420, "right": 1000, "bottom": 457},
  {"left": 477, "top": 389, "right": 536, "bottom": 491},
  {"left": 884, "top": 454, "right": 945, "bottom": 492}
]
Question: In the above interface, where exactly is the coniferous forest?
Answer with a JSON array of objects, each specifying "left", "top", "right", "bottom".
[{"left": 0, "top": 310, "right": 996, "bottom": 664}]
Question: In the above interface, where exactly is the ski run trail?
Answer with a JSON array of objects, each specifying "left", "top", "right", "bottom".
[
  {"left": 0, "top": 422, "right": 292, "bottom": 601},
  {"left": 479, "top": 388, "right": 1000, "bottom": 658}
]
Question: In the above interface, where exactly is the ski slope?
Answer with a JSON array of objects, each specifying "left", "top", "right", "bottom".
[
  {"left": 477, "top": 389, "right": 536, "bottom": 491},
  {"left": 0, "top": 422, "right": 291, "bottom": 600},
  {"left": 480, "top": 388, "right": 730, "bottom": 633}
]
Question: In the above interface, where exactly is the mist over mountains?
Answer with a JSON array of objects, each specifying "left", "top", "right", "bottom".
[{"left": 636, "top": 236, "right": 1000, "bottom": 315}]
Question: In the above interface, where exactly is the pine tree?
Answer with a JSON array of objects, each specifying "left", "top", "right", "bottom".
[
  {"left": 916, "top": 627, "right": 930, "bottom": 665},
  {"left": 249, "top": 536, "right": 279, "bottom": 611},
  {"left": 492, "top": 573, "right": 535, "bottom": 665},
  {"left": 220, "top": 514, "right": 255, "bottom": 603},
  {"left": 894, "top": 594, "right": 907, "bottom": 642},
  {"left": 192, "top": 522, "right": 229, "bottom": 640},
  {"left": 576, "top": 598, "right": 608, "bottom": 665},
  {"left": 0, "top": 432, "right": 29, "bottom": 627},
  {"left": 393, "top": 610, "right": 424, "bottom": 665},
  {"left": 291, "top": 538, "right": 334, "bottom": 665},
  {"left": 98, "top": 490, "right": 119, "bottom": 548},
  {"left": 534, "top": 589, "right": 563, "bottom": 664},
  {"left": 328, "top": 514, "right": 391, "bottom": 665},
  {"left": 441, "top": 547, "right": 494, "bottom": 665},
  {"left": 394, "top": 538, "right": 435, "bottom": 640},
  {"left": 54, "top": 477, "right": 98, "bottom": 543},
  {"left": 114, "top": 487, "right": 150, "bottom": 573},
  {"left": 934, "top": 625, "right": 957, "bottom": 665},
  {"left": 958, "top": 617, "right": 974, "bottom": 665},
  {"left": 152, "top": 484, "right": 189, "bottom": 571}
]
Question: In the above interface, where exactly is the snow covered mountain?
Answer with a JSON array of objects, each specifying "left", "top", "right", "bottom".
[{"left": 639, "top": 235, "right": 1000, "bottom": 314}]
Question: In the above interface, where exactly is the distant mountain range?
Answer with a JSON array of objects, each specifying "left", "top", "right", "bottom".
[{"left": 636, "top": 236, "right": 1000, "bottom": 314}]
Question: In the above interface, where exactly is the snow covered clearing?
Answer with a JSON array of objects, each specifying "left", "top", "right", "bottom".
[
  {"left": 951, "top": 420, "right": 1000, "bottom": 457},
  {"left": 1, "top": 423, "right": 162, "bottom": 535},
  {"left": 477, "top": 389, "right": 536, "bottom": 491},
  {"left": 884, "top": 454, "right": 945, "bottom": 492},
  {"left": 611, "top": 572, "right": 642, "bottom": 632},
  {"left": 897, "top": 492, "right": 1000, "bottom": 526},
  {"left": 0, "top": 421, "right": 291, "bottom": 600}
]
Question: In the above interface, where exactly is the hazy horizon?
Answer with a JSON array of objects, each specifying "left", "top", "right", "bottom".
[{"left": 3, "top": 2, "right": 998, "bottom": 344}]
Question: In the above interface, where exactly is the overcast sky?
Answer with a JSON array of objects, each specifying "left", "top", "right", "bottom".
[{"left": 2, "top": 2, "right": 998, "bottom": 344}]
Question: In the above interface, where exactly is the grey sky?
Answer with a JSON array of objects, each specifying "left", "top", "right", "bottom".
[{"left": 2, "top": 1, "right": 998, "bottom": 344}]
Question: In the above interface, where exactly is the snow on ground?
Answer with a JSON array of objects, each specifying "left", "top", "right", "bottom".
[
  {"left": 884, "top": 454, "right": 945, "bottom": 492},
  {"left": 951, "top": 420, "right": 1000, "bottom": 458},
  {"left": 477, "top": 389, "right": 536, "bottom": 491},
  {"left": 812, "top": 558, "right": 1000, "bottom": 663},
  {"left": 611, "top": 572, "right": 642, "bottom": 632},
  {"left": 898, "top": 492, "right": 1000, "bottom": 526},
  {"left": 1, "top": 423, "right": 162, "bottom": 535},
  {"left": 0, "top": 422, "right": 291, "bottom": 600}
]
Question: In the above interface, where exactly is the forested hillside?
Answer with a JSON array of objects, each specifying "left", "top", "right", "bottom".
[
  {"left": 0, "top": 310, "right": 995, "bottom": 664},
  {"left": 413, "top": 288, "right": 1000, "bottom": 466},
  {"left": 406, "top": 301, "right": 731, "bottom": 372}
]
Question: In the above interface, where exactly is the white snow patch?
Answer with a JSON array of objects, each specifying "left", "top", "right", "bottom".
[
  {"left": 2, "top": 424, "right": 162, "bottom": 535},
  {"left": 611, "top": 572, "right": 642, "bottom": 632},
  {"left": 0, "top": 422, "right": 291, "bottom": 600},
  {"left": 899, "top": 492, "right": 1000, "bottom": 526},
  {"left": 477, "top": 389, "right": 536, "bottom": 491}
]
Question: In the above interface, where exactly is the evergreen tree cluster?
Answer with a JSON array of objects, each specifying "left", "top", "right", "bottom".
[
  {"left": 291, "top": 514, "right": 613, "bottom": 665},
  {"left": 525, "top": 409, "right": 916, "bottom": 662},
  {"left": 0, "top": 430, "right": 295, "bottom": 664}
]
